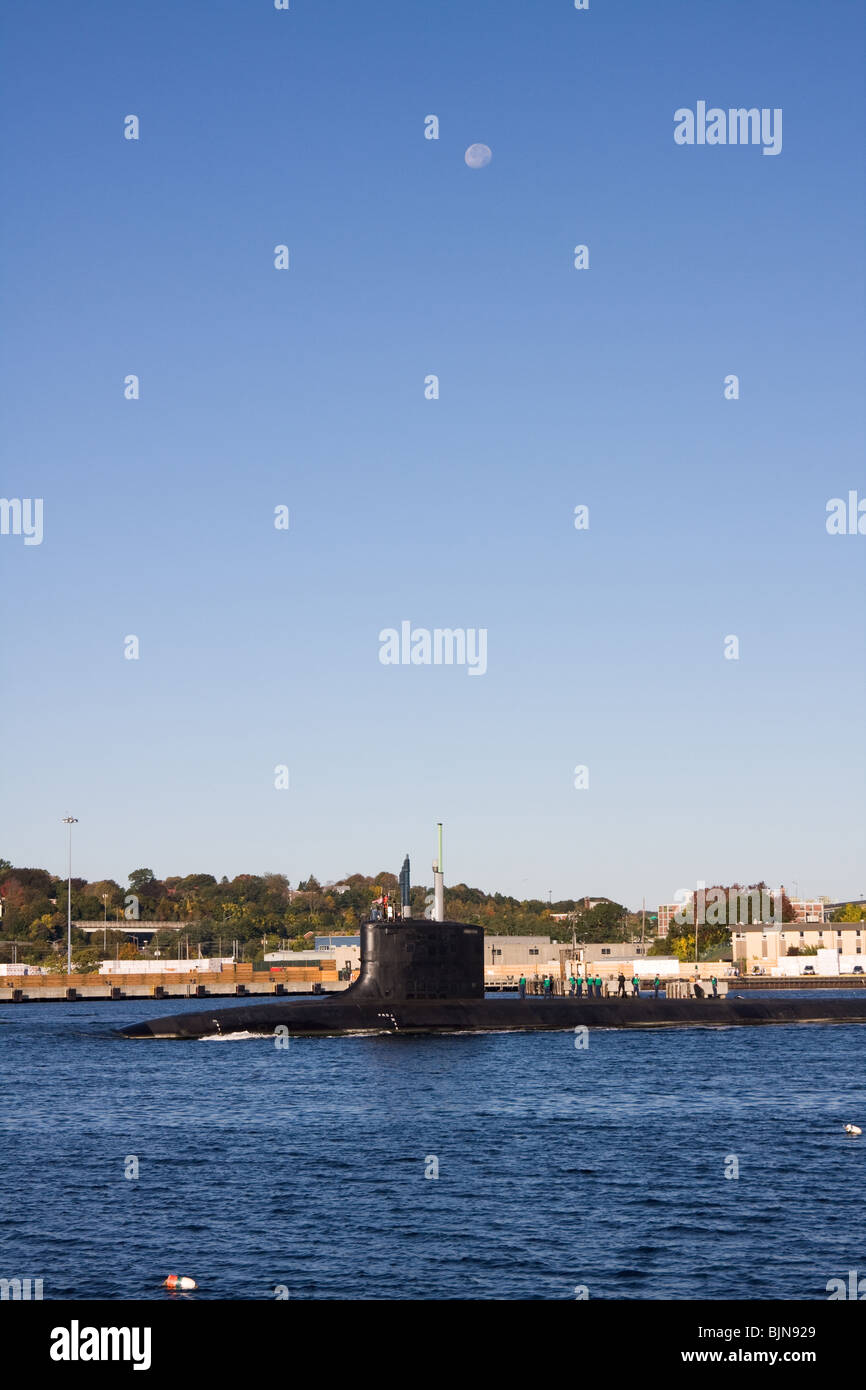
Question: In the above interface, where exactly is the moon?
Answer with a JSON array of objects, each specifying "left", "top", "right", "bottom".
[{"left": 464, "top": 143, "right": 492, "bottom": 169}]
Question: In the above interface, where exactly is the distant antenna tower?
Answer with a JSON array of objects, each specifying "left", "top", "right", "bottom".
[{"left": 399, "top": 854, "right": 412, "bottom": 919}]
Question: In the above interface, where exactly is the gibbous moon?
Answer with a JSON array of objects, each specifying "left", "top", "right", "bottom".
[{"left": 464, "top": 143, "right": 492, "bottom": 169}]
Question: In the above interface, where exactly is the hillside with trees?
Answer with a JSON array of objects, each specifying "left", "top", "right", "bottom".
[
  {"left": 0, "top": 858, "right": 634, "bottom": 969},
  {"left": 4, "top": 860, "right": 839, "bottom": 971}
]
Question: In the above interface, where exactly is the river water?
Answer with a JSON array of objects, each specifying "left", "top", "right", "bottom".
[{"left": 1, "top": 996, "right": 864, "bottom": 1300}]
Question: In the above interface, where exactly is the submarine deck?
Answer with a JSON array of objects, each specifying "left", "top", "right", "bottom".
[{"left": 121, "top": 994, "right": 866, "bottom": 1038}]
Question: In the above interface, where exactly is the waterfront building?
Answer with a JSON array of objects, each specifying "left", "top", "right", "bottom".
[
  {"left": 265, "top": 944, "right": 361, "bottom": 977},
  {"left": 733, "top": 923, "right": 865, "bottom": 971},
  {"left": 482, "top": 936, "right": 654, "bottom": 986},
  {"left": 789, "top": 899, "right": 828, "bottom": 924},
  {"left": 656, "top": 903, "right": 682, "bottom": 938},
  {"left": 483, "top": 935, "right": 560, "bottom": 975}
]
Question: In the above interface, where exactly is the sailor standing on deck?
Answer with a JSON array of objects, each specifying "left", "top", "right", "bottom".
[
  {"left": 617, "top": 972, "right": 627, "bottom": 997},
  {"left": 518, "top": 974, "right": 526, "bottom": 1000},
  {"left": 653, "top": 975, "right": 661, "bottom": 999}
]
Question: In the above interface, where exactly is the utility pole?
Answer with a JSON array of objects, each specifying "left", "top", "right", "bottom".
[{"left": 62, "top": 816, "right": 78, "bottom": 976}]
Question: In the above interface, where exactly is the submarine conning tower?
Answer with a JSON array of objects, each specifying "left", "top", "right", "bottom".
[
  {"left": 348, "top": 918, "right": 484, "bottom": 1001},
  {"left": 341, "top": 828, "right": 484, "bottom": 1001}
]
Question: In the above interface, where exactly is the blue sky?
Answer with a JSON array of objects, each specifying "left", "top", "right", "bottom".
[{"left": 1, "top": 0, "right": 864, "bottom": 907}]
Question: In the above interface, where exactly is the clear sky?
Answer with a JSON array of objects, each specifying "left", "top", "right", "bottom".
[{"left": 1, "top": 0, "right": 864, "bottom": 907}]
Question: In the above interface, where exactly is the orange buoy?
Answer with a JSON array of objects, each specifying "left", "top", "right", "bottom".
[{"left": 163, "top": 1274, "right": 197, "bottom": 1290}]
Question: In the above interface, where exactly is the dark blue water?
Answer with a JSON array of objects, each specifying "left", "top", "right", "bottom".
[{"left": 1, "top": 998, "right": 865, "bottom": 1300}]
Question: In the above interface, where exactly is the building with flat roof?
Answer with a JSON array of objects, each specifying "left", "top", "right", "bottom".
[
  {"left": 483, "top": 936, "right": 559, "bottom": 973},
  {"left": 733, "top": 923, "right": 865, "bottom": 970},
  {"left": 656, "top": 904, "right": 682, "bottom": 939},
  {"left": 74, "top": 919, "right": 185, "bottom": 949},
  {"left": 482, "top": 936, "right": 653, "bottom": 984},
  {"left": 789, "top": 899, "right": 828, "bottom": 924},
  {"left": 582, "top": 942, "right": 651, "bottom": 962}
]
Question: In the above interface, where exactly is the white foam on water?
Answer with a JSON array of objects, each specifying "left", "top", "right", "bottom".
[
  {"left": 197, "top": 1027, "right": 420, "bottom": 1041},
  {"left": 198, "top": 1030, "right": 267, "bottom": 1042}
]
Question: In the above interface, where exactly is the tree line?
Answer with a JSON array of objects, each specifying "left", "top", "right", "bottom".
[
  {"left": 0, "top": 860, "right": 637, "bottom": 966},
  {"left": 1, "top": 859, "right": 859, "bottom": 969}
]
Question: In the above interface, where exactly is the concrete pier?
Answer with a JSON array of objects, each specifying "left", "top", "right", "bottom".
[{"left": 0, "top": 974, "right": 344, "bottom": 1003}]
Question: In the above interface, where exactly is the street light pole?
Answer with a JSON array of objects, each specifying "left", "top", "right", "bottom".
[
  {"left": 102, "top": 893, "right": 108, "bottom": 952},
  {"left": 62, "top": 817, "right": 78, "bottom": 976}
]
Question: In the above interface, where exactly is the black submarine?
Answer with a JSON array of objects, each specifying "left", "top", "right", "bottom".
[{"left": 121, "top": 835, "right": 866, "bottom": 1040}]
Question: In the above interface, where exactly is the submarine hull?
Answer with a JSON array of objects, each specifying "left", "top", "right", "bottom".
[
  {"left": 119, "top": 918, "right": 866, "bottom": 1039},
  {"left": 121, "top": 994, "right": 866, "bottom": 1039}
]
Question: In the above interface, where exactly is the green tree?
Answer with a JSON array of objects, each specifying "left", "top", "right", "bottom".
[
  {"left": 128, "top": 868, "right": 155, "bottom": 891},
  {"left": 835, "top": 902, "right": 866, "bottom": 922}
]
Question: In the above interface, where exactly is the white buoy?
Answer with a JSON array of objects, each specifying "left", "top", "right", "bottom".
[
  {"left": 844, "top": 1124, "right": 862, "bottom": 1136},
  {"left": 163, "top": 1274, "right": 197, "bottom": 1290}
]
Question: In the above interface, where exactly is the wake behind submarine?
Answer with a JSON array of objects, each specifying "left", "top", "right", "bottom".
[{"left": 121, "top": 834, "right": 866, "bottom": 1040}]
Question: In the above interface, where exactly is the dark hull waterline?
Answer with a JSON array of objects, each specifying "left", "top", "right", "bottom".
[{"left": 120, "top": 995, "right": 866, "bottom": 1039}]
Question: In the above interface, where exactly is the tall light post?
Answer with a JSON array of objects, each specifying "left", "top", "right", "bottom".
[
  {"left": 62, "top": 816, "right": 78, "bottom": 976},
  {"left": 102, "top": 893, "right": 108, "bottom": 952}
]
